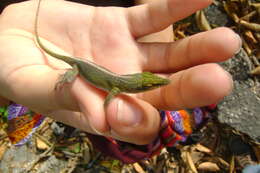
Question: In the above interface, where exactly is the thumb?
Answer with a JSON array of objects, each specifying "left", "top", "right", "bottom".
[
  {"left": 105, "top": 96, "right": 160, "bottom": 145},
  {"left": 73, "top": 79, "right": 160, "bottom": 145}
]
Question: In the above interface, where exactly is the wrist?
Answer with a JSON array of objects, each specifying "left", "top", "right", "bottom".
[{"left": 0, "top": 96, "right": 10, "bottom": 107}]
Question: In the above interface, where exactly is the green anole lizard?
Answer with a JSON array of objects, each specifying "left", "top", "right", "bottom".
[{"left": 34, "top": 0, "right": 170, "bottom": 106}]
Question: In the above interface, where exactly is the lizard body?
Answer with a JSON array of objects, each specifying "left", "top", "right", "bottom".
[{"left": 34, "top": 0, "right": 170, "bottom": 106}]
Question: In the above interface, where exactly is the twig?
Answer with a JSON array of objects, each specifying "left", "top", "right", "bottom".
[
  {"left": 26, "top": 144, "right": 55, "bottom": 172},
  {"left": 85, "top": 152, "right": 102, "bottom": 169},
  {"left": 61, "top": 156, "right": 79, "bottom": 173},
  {"left": 240, "top": 10, "right": 257, "bottom": 21},
  {"left": 223, "top": 1, "right": 240, "bottom": 23},
  {"left": 240, "top": 20, "right": 260, "bottom": 32},
  {"left": 229, "top": 155, "right": 235, "bottom": 173}
]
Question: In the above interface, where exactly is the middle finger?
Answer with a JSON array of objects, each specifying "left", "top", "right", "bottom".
[{"left": 139, "top": 27, "right": 241, "bottom": 73}]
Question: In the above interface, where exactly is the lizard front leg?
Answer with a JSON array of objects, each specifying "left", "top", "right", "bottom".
[
  {"left": 104, "top": 87, "right": 121, "bottom": 107},
  {"left": 55, "top": 64, "right": 79, "bottom": 90}
]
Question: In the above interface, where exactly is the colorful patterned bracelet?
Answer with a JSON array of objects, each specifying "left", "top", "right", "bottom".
[
  {"left": 0, "top": 102, "right": 216, "bottom": 163},
  {"left": 87, "top": 106, "right": 215, "bottom": 163},
  {"left": 0, "top": 103, "right": 45, "bottom": 146}
]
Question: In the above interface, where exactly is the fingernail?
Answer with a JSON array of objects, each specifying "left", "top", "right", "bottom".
[
  {"left": 225, "top": 70, "right": 234, "bottom": 94},
  {"left": 90, "top": 124, "right": 105, "bottom": 135},
  {"left": 78, "top": 102, "right": 105, "bottom": 135},
  {"left": 234, "top": 33, "right": 242, "bottom": 54},
  {"left": 117, "top": 99, "right": 142, "bottom": 127}
]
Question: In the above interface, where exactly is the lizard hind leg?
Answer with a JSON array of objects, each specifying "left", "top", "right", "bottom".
[
  {"left": 104, "top": 87, "right": 121, "bottom": 107},
  {"left": 55, "top": 64, "right": 79, "bottom": 90}
]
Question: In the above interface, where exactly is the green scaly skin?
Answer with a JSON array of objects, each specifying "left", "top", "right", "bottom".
[{"left": 34, "top": 0, "right": 170, "bottom": 106}]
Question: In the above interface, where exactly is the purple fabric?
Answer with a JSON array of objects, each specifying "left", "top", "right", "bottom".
[
  {"left": 6, "top": 103, "right": 45, "bottom": 146},
  {"left": 193, "top": 108, "right": 203, "bottom": 125},
  {"left": 7, "top": 103, "right": 29, "bottom": 120},
  {"left": 170, "top": 111, "right": 184, "bottom": 134}
]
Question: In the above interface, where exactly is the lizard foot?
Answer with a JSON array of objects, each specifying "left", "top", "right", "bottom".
[{"left": 54, "top": 64, "right": 79, "bottom": 91}]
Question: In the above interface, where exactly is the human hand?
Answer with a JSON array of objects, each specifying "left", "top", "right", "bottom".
[{"left": 0, "top": 0, "right": 239, "bottom": 144}]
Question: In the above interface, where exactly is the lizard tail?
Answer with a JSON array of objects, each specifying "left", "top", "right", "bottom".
[{"left": 34, "top": 0, "right": 76, "bottom": 66}]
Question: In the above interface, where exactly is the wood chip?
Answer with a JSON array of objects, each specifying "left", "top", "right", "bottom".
[
  {"left": 244, "top": 30, "right": 258, "bottom": 43},
  {"left": 240, "top": 10, "right": 257, "bottom": 21},
  {"left": 133, "top": 163, "right": 145, "bottom": 173},
  {"left": 0, "top": 143, "right": 7, "bottom": 160},
  {"left": 185, "top": 150, "right": 198, "bottom": 173},
  {"left": 229, "top": 155, "right": 235, "bottom": 173},
  {"left": 195, "top": 144, "right": 212, "bottom": 153},
  {"left": 250, "top": 66, "right": 260, "bottom": 75},
  {"left": 240, "top": 20, "right": 260, "bottom": 32},
  {"left": 215, "top": 157, "right": 230, "bottom": 168},
  {"left": 250, "top": 3, "right": 260, "bottom": 8},
  {"left": 253, "top": 145, "right": 260, "bottom": 162},
  {"left": 197, "top": 162, "right": 220, "bottom": 172},
  {"left": 36, "top": 137, "right": 48, "bottom": 150},
  {"left": 242, "top": 37, "right": 253, "bottom": 55},
  {"left": 223, "top": 2, "right": 240, "bottom": 23}
]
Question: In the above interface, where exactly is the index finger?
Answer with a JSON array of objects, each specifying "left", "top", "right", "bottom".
[{"left": 127, "top": 0, "right": 212, "bottom": 37}]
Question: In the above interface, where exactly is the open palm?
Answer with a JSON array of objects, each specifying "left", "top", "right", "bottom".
[{"left": 0, "top": 0, "right": 239, "bottom": 144}]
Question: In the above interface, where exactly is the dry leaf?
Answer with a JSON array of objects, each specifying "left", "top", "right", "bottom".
[{"left": 195, "top": 10, "right": 211, "bottom": 31}]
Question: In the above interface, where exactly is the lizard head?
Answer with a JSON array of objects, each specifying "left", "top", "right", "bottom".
[
  {"left": 120, "top": 72, "right": 170, "bottom": 93},
  {"left": 140, "top": 72, "right": 170, "bottom": 90}
]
